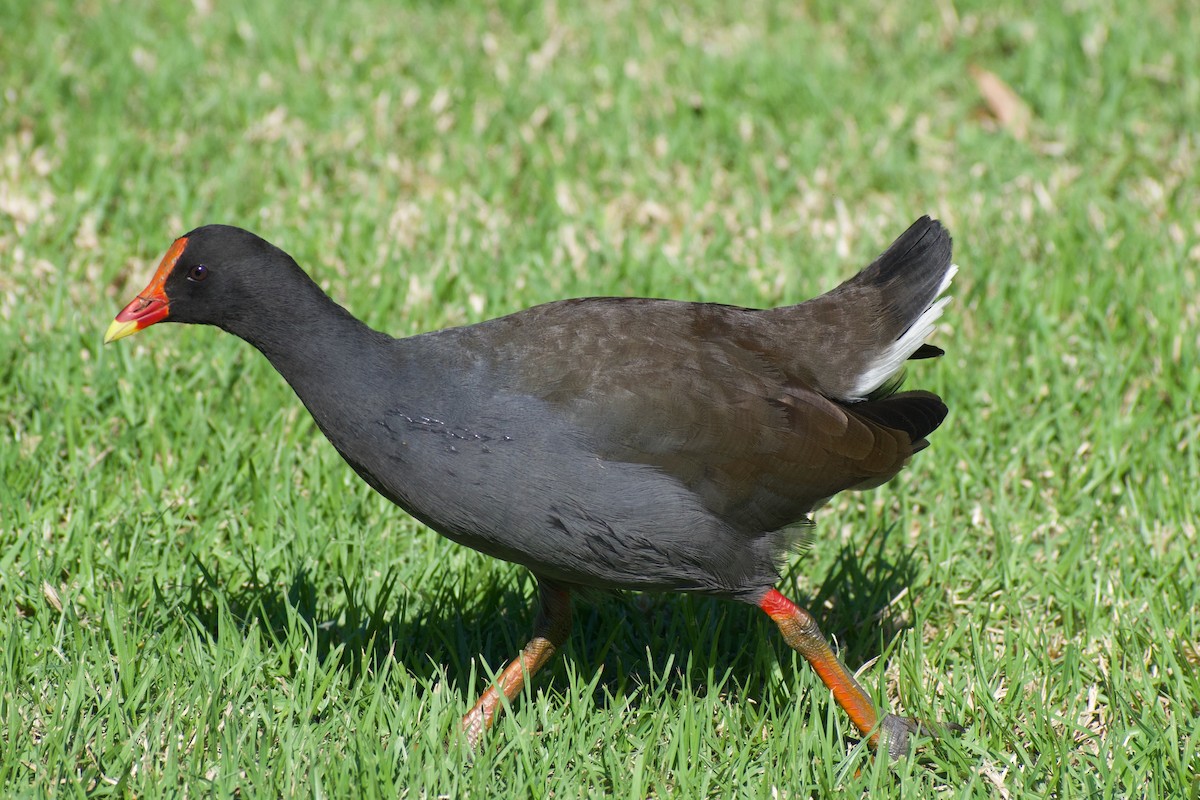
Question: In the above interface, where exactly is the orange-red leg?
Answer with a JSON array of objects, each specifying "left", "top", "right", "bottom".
[
  {"left": 760, "top": 588, "right": 921, "bottom": 758},
  {"left": 460, "top": 580, "right": 572, "bottom": 747}
]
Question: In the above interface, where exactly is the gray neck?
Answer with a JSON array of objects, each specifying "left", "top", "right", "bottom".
[{"left": 221, "top": 278, "right": 399, "bottom": 440}]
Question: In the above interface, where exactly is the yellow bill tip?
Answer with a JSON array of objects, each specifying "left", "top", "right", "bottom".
[{"left": 104, "top": 318, "right": 139, "bottom": 344}]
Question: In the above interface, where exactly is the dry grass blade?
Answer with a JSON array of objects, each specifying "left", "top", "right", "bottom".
[{"left": 42, "top": 581, "right": 63, "bottom": 614}]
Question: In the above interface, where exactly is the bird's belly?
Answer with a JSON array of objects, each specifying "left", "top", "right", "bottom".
[{"left": 344, "top": 406, "right": 779, "bottom": 598}]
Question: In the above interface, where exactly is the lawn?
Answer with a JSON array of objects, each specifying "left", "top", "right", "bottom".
[{"left": 1, "top": 0, "right": 1198, "bottom": 796}]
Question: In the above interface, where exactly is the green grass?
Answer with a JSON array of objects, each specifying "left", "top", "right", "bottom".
[{"left": 2, "top": 0, "right": 1199, "bottom": 795}]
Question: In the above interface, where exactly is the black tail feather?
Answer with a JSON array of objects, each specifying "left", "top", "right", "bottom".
[
  {"left": 853, "top": 390, "right": 948, "bottom": 448},
  {"left": 851, "top": 216, "right": 953, "bottom": 301},
  {"left": 910, "top": 343, "right": 944, "bottom": 360},
  {"left": 781, "top": 216, "right": 955, "bottom": 402}
]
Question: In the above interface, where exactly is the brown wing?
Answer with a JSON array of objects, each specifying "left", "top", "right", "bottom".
[{"left": 468, "top": 298, "right": 934, "bottom": 534}]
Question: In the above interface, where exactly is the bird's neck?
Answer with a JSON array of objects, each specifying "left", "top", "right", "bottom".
[{"left": 223, "top": 276, "right": 398, "bottom": 423}]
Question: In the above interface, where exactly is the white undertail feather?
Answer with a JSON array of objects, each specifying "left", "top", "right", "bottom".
[{"left": 846, "top": 263, "right": 958, "bottom": 401}]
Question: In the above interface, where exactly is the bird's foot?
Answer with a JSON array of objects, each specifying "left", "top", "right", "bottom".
[{"left": 878, "top": 713, "right": 963, "bottom": 760}]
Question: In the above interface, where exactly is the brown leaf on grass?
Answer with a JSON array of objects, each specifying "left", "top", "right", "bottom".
[{"left": 970, "top": 64, "right": 1033, "bottom": 140}]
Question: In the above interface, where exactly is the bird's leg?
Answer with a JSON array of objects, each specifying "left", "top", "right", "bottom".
[
  {"left": 460, "top": 580, "right": 573, "bottom": 748},
  {"left": 759, "top": 588, "right": 926, "bottom": 759}
]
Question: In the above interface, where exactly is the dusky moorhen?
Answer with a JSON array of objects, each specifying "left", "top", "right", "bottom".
[{"left": 105, "top": 216, "right": 956, "bottom": 758}]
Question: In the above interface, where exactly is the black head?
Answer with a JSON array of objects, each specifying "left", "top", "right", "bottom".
[{"left": 105, "top": 225, "right": 314, "bottom": 342}]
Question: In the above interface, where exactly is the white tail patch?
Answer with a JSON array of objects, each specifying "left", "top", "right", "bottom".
[{"left": 845, "top": 263, "right": 958, "bottom": 401}]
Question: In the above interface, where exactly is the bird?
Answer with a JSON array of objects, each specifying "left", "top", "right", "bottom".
[{"left": 105, "top": 215, "right": 956, "bottom": 759}]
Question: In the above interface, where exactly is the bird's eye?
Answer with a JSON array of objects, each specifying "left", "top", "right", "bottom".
[{"left": 187, "top": 264, "right": 209, "bottom": 283}]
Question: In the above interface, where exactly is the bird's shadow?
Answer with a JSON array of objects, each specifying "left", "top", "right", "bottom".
[{"left": 180, "top": 522, "right": 919, "bottom": 719}]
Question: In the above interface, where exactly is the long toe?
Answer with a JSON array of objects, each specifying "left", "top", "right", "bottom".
[{"left": 878, "top": 713, "right": 962, "bottom": 760}]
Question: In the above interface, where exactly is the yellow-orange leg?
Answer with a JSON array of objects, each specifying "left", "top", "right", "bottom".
[
  {"left": 460, "top": 580, "right": 573, "bottom": 748},
  {"left": 759, "top": 588, "right": 920, "bottom": 759}
]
